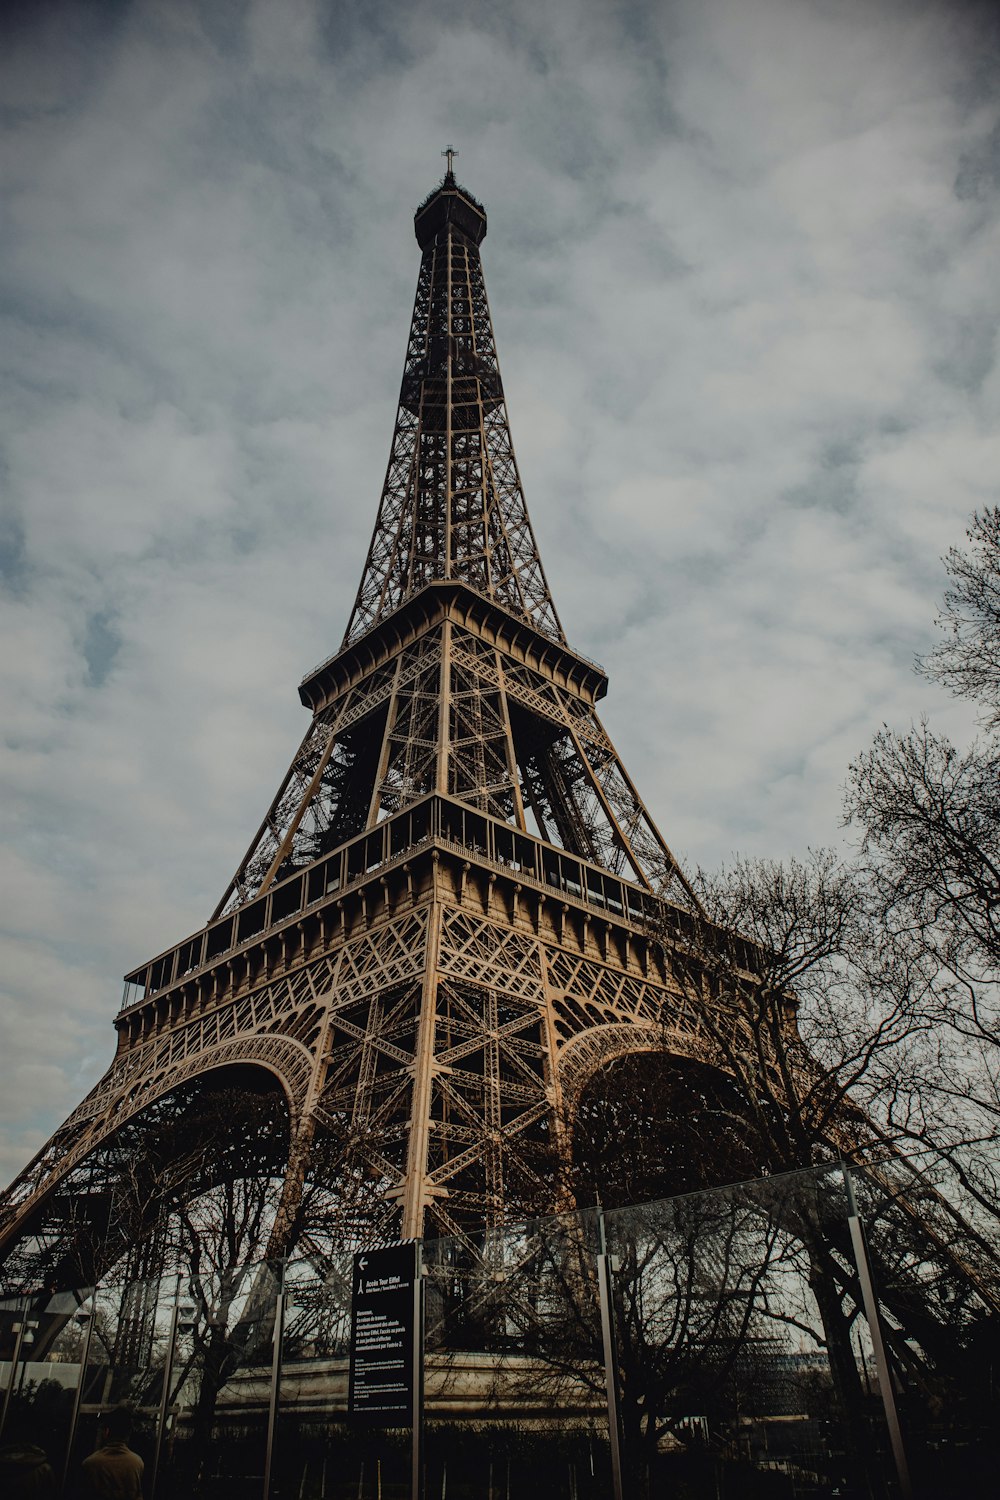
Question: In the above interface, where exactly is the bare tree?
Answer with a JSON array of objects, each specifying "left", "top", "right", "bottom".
[
  {"left": 424, "top": 1186, "right": 795, "bottom": 1498},
  {"left": 920, "top": 505, "right": 1000, "bottom": 722},
  {"left": 646, "top": 847, "right": 1000, "bottom": 1493},
  {"left": 663, "top": 852, "right": 910, "bottom": 1174},
  {"left": 90, "top": 1083, "right": 289, "bottom": 1464},
  {"left": 845, "top": 508, "right": 1000, "bottom": 1239}
]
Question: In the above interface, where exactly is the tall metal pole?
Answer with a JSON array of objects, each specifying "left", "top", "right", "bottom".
[
  {"left": 845, "top": 1168, "right": 913, "bottom": 1500},
  {"left": 596, "top": 1213, "right": 624, "bottom": 1500},
  {"left": 263, "top": 1263, "right": 286, "bottom": 1500},
  {"left": 150, "top": 1277, "right": 181, "bottom": 1500},
  {"left": 0, "top": 1309, "right": 32, "bottom": 1441},
  {"left": 411, "top": 1242, "right": 424, "bottom": 1500},
  {"left": 62, "top": 1288, "right": 97, "bottom": 1493}
]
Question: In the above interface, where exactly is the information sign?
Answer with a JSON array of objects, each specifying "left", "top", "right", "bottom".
[{"left": 348, "top": 1241, "right": 419, "bottom": 1421}]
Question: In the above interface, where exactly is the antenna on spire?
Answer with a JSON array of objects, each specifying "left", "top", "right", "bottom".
[{"left": 441, "top": 144, "right": 458, "bottom": 179}]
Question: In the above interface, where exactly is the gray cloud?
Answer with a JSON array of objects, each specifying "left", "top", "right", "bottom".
[{"left": 1, "top": 0, "right": 998, "bottom": 1181}]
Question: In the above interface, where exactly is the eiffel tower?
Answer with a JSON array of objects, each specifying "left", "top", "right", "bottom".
[{"left": 0, "top": 164, "right": 712, "bottom": 1293}]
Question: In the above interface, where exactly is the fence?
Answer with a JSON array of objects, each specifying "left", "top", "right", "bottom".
[{"left": 1, "top": 1159, "right": 996, "bottom": 1499}]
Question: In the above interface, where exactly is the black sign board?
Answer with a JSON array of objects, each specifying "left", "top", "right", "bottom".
[{"left": 348, "top": 1242, "right": 419, "bottom": 1421}]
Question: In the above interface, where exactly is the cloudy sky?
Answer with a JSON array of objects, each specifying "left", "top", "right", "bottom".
[{"left": 2, "top": 0, "right": 999, "bottom": 1185}]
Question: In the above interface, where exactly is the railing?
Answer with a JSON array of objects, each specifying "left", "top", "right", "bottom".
[
  {"left": 300, "top": 578, "right": 603, "bottom": 688},
  {"left": 122, "top": 796, "right": 669, "bottom": 1012}
]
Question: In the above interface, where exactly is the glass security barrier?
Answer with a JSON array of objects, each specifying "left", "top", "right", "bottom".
[
  {"left": 153, "top": 1261, "right": 280, "bottom": 1500},
  {"left": 600, "top": 1166, "right": 877, "bottom": 1497},
  {"left": 421, "top": 1208, "right": 613, "bottom": 1500},
  {"left": 0, "top": 1289, "right": 92, "bottom": 1481},
  {"left": 268, "top": 1249, "right": 362, "bottom": 1500},
  {"left": 66, "top": 1277, "right": 167, "bottom": 1488},
  {"left": 1, "top": 1157, "right": 997, "bottom": 1498}
]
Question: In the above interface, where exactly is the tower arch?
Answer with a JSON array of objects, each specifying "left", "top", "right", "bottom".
[
  {"left": 557, "top": 1023, "right": 770, "bottom": 1206},
  {"left": 0, "top": 1061, "right": 294, "bottom": 1295},
  {"left": 556, "top": 1020, "right": 712, "bottom": 1120}
]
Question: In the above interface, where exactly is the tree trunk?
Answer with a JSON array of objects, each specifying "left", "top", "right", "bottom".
[{"left": 805, "top": 1229, "right": 885, "bottom": 1500}]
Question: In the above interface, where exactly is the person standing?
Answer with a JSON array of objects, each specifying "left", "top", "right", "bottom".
[
  {"left": 81, "top": 1407, "right": 144, "bottom": 1498},
  {"left": 0, "top": 1441, "right": 57, "bottom": 1496}
]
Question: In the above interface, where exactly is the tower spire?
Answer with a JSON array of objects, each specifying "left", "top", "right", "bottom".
[
  {"left": 208, "top": 174, "right": 696, "bottom": 920},
  {"left": 342, "top": 168, "right": 564, "bottom": 649}
]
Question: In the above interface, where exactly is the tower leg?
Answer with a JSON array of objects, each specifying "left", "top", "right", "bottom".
[
  {"left": 267, "top": 1009, "right": 337, "bottom": 1261},
  {"left": 402, "top": 901, "right": 442, "bottom": 1241}
]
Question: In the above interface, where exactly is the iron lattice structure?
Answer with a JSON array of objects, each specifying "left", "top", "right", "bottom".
[{"left": 0, "top": 173, "right": 712, "bottom": 1290}]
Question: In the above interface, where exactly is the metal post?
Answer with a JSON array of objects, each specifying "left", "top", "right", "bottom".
[
  {"left": 62, "top": 1288, "right": 97, "bottom": 1493},
  {"left": 0, "top": 1309, "right": 31, "bottom": 1441},
  {"left": 411, "top": 1242, "right": 424, "bottom": 1500},
  {"left": 262, "top": 1264, "right": 286, "bottom": 1500},
  {"left": 596, "top": 1214, "right": 624, "bottom": 1500},
  {"left": 150, "top": 1278, "right": 181, "bottom": 1500},
  {"left": 845, "top": 1168, "right": 913, "bottom": 1500}
]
